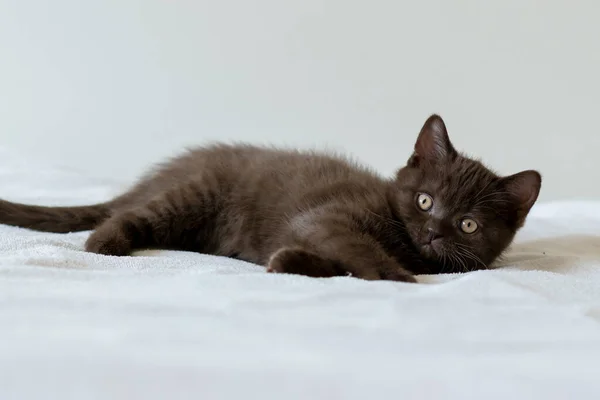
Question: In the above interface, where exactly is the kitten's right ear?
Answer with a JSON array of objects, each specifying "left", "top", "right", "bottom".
[{"left": 408, "top": 114, "right": 457, "bottom": 167}]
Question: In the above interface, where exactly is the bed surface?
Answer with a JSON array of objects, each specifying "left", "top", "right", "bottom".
[{"left": 1, "top": 149, "right": 600, "bottom": 400}]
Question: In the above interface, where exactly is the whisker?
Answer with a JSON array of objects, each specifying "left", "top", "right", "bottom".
[
  {"left": 364, "top": 209, "right": 404, "bottom": 230},
  {"left": 455, "top": 244, "right": 487, "bottom": 269},
  {"left": 447, "top": 252, "right": 464, "bottom": 273},
  {"left": 473, "top": 180, "right": 496, "bottom": 202},
  {"left": 439, "top": 251, "right": 448, "bottom": 273},
  {"left": 475, "top": 190, "right": 511, "bottom": 202},
  {"left": 446, "top": 246, "right": 471, "bottom": 273}
]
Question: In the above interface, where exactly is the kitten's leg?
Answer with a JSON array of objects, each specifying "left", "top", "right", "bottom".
[
  {"left": 85, "top": 182, "right": 209, "bottom": 256},
  {"left": 267, "top": 246, "right": 416, "bottom": 282},
  {"left": 268, "top": 218, "right": 417, "bottom": 283},
  {"left": 266, "top": 247, "right": 347, "bottom": 278}
]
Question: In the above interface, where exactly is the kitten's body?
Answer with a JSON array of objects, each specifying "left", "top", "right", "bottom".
[
  {"left": 0, "top": 115, "right": 541, "bottom": 282},
  {"left": 116, "top": 144, "right": 400, "bottom": 267}
]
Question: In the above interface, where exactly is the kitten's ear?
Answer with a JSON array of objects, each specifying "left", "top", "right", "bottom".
[
  {"left": 408, "top": 114, "right": 457, "bottom": 166},
  {"left": 502, "top": 170, "right": 542, "bottom": 225}
]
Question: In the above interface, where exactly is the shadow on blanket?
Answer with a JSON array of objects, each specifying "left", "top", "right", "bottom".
[{"left": 496, "top": 234, "right": 600, "bottom": 273}]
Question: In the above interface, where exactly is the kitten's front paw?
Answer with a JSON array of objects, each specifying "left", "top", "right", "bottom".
[
  {"left": 267, "top": 247, "right": 342, "bottom": 278},
  {"left": 379, "top": 268, "right": 417, "bottom": 283},
  {"left": 85, "top": 228, "right": 131, "bottom": 256}
]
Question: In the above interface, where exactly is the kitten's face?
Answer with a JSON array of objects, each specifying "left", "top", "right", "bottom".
[{"left": 390, "top": 115, "right": 541, "bottom": 273}]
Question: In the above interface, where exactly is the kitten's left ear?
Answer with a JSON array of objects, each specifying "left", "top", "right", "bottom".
[
  {"left": 409, "top": 114, "right": 458, "bottom": 166},
  {"left": 502, "top": 170, "right": 542, "bottom": 225}
]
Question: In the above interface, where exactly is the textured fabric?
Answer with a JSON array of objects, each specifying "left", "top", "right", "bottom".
[{"left": 1, "top": 149, "right": 599, "bottom": 400}]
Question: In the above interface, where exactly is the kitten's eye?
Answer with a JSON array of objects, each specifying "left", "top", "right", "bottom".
[
  {"left": 416, "top": 193, "right": 433, "bottom": 211},
  {"left": 460, "top": 218, "right": 478, "bottom": 234}
]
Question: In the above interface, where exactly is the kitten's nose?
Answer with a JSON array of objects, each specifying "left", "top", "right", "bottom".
[{"left": 426, "top": 228, "right": 443, "bottom": 244}]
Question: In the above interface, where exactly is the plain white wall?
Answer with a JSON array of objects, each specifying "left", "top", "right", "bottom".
[{"left": 1, "top": 0, "right": 599, "bottom": 202}]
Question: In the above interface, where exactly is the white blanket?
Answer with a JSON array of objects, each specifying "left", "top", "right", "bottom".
[{"left": 1, "top": 148, "right": 600, "bottom": 400}]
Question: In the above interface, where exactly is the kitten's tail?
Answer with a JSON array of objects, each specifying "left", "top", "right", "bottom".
[{"left": 0, "top": 199, "right": 111, "bottom": 233}]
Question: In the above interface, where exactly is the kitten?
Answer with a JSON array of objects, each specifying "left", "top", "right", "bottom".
[{"left": 0, "top": 115, "right": 541, "bottom": 282}]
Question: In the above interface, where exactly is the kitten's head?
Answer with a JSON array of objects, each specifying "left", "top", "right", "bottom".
[{"left": 390, "top": 115, "right": 541, "bottom": 273}]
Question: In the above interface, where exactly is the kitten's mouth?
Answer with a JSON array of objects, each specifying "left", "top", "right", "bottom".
[
  {"left": 420, "top": 243, "right": 436, "bottom": 256},
  {"left": 419, "top": 241, "right": 443, "bottom": 259}
]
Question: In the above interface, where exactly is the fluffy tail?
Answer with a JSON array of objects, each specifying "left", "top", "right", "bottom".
[{"left": 0, "top": 199, "right": 111, "bottom": 233}]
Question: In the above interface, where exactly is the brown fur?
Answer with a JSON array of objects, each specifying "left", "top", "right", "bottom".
[{"left": 0, "top": 115, "right": 541, "bottom": 282}]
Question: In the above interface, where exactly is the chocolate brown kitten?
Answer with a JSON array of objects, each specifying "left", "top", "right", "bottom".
[{"left": 0, "top": 115, "right": 541, "bottom": 282}]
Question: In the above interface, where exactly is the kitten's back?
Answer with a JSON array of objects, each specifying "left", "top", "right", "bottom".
[
  {"left": 118, "top": 144, "right": 386, "bottom": 208},
  {"left": 0, "top": 144, "right": 388, "bottom": 235}
]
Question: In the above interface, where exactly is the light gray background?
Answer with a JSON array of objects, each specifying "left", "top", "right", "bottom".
[{"left": 1, "top": 0, "right": 598, "bottom": 202}]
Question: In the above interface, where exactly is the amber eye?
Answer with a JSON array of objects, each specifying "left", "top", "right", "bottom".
[
  {"left": 416, "top": 193, "right": 433, "bottom": 211},
  {"left": 460, "top": 218, "right": 478, "bottom": 234}
]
